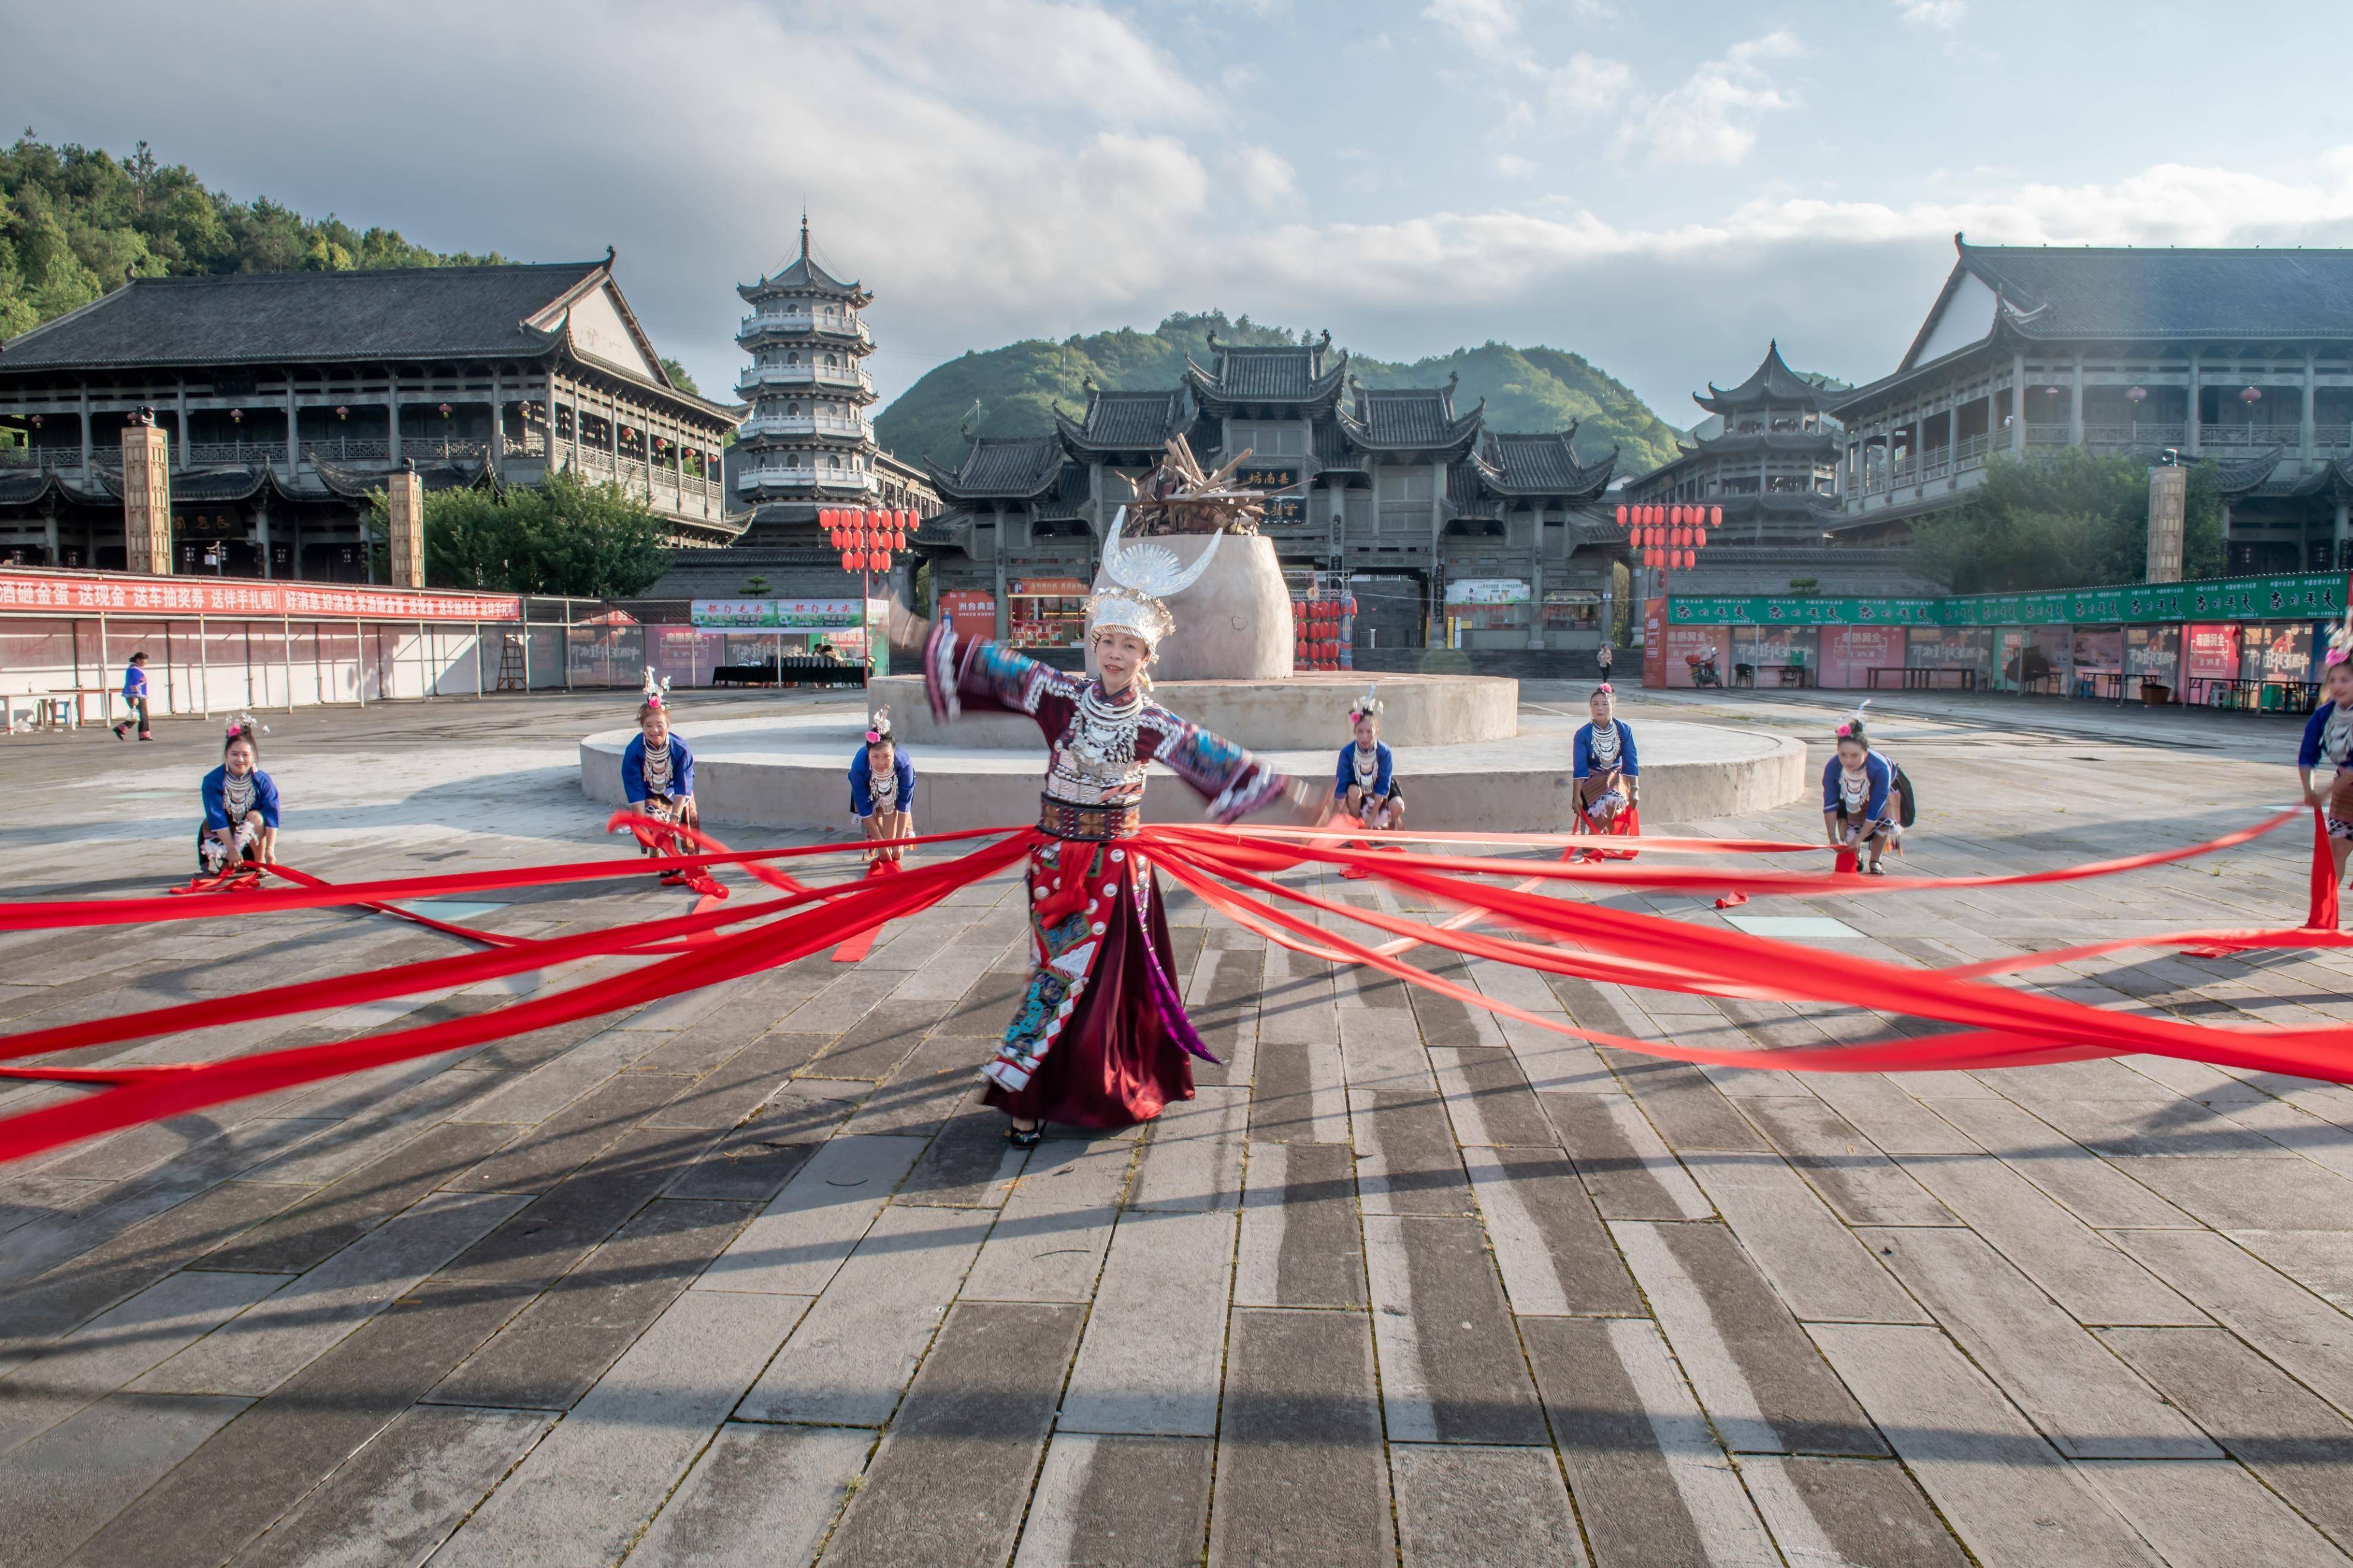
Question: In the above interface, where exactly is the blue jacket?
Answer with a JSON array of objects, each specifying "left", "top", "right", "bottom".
[
  {"left": 621, "top": 734, "right": 694, "bottom": 803},
  {"left": 849, "top": 747, "right": 917, "bottom": 815},
  {"left": 2300, "top": 703, "right": 2353, "bottom": 768},
  {"left": 122, "top": 663, "right": 147, "bottom": 699},
  {"left": 1333, "top": 740, "right": 1396, "bottom": 799},
  {"left": 201, "top": 766, "right": 280, "bottom": 831},
  {"left": 1822, "top": 750, "right": 1894, "bottom": 819},
  {"left": 1573, "top": 721, "right": 1638, "bottom": 780}
]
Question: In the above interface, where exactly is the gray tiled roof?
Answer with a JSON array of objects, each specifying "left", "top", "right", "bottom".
[
  {"left": 1185, "top": 339, "right": 1348, "bottom": 410},
  {"left": 1056, "top": 388, "right": 1185, "bottom": 453},
  {"left": 1338, "top": 380, "right": 1484, "bottom": 454},
  {"left": 0, "top": 263, "right": 604, "bottom": 371},
  {"left": 1695, "top": 342, "right": 1826, "bottom": 414},
  {"left": 1959, "top": 243, "right": 2353, "bottom": 341},
  {"left": 927, "top": 435, "right": 1066, "bottom": 500},
  {"left": 1473, "top": 430, "right": 1617, "bottom": 498}
]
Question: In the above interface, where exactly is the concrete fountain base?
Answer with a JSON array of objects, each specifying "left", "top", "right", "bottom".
[
  {"left": 864, "top": 670, "right": 1517, "bottom": 753},
  {"left": 581, "top": 704, "right": 1806, "bottom": 834}
]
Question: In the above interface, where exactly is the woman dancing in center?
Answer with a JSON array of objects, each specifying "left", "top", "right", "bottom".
[{"left": 922, "top": 525, "right": 1297, "bottom": 1147}]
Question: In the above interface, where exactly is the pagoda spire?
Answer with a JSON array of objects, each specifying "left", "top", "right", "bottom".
[{"left": 799, "top": 210, "right": 810, "bottom": 260}]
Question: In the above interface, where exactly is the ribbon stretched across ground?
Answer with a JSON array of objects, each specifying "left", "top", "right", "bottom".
[{"left": 0, "top": 804, "right": 2342, "bottom": 1165}]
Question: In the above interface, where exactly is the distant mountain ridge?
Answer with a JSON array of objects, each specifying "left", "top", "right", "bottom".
[{"left": 874, "top": 310, "right": 1687, "bottom": 479}]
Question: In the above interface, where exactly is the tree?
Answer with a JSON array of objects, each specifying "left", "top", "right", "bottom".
[
  {"left": 1909, "top": 449, "right": 2225, "bottom": 594},
  {"left": 367, "top": 471, "right": 672, "bottom": 598},
  {"left": 659, "top": 357, "right": 699, "bottom": 396},
  {"left": 744, "top": 574, "right": 771, "bottom": 596},
  {"left": 1, "top": 133, "right": 504, "bottom": 341}
]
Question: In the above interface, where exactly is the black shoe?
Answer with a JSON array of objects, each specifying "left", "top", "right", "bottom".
[
  {"left": 1005, "top": 1122, "right": 1044, "bottom": 1149},
  {"left": 113, "top": 724, "right": 127, "bottom": 740}
]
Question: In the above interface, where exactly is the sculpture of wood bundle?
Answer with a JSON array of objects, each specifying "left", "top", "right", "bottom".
[{"left": 1116, "top": 435, "right": 1294, "bottom": 537}]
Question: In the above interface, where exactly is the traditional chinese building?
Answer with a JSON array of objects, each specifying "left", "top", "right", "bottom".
[
  {"left": 0, "top": 253, "right": 739, "bottom": 580},
  {"left": 646, "top": 222, "right": 938, "bottom": 600},
  {"left": 1829, "top": 237, "right": 2353, "bottom": 574},
  {"left": 917, "top": 333, "right": 1620, "bottom": 653}
]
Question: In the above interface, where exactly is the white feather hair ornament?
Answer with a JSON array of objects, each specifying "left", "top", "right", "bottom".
[
  {"left": 1348, "top": 684, "right": 1383, "bottom": 722},
  {"left": 640, "top": 666, "right": 672, "bottom": 708}
]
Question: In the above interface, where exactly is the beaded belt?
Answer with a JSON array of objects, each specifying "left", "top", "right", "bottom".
[{"left": 1038, "top": 796, "right": 1141, "bottom": 842}]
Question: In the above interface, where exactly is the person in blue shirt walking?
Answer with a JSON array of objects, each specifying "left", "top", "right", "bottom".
[
  {"left": 199, "top": 715, "right": 278, "bottom": 873},
  {"left": 849, "top": 707, "right": 916, "bottom": 873},
  {"left": 1822, "top": 704, "right": 1902, "bottom": 874},
  {"left": 621, "top": 670, "right": 697, "bottom": 873},
  {"left": 114, "top": 651, "right": 151, "bottom": 740}
]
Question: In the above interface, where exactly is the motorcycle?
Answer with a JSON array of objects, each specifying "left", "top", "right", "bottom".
[{"left": 1685, "top": 650, "right": 1723, "bottom": 688}]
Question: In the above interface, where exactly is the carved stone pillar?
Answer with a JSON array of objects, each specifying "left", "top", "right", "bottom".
[
  {"left": 120, "top": 423, "right": 173, "bottom": 575},
  {"left": 386, "top": 465, "right": 426, "bottom": 589},
  {"left": 2146, "top": 462, "right": 2186, "bottom": 584}
]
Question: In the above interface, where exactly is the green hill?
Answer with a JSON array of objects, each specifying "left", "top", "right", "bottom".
[
  {"left": 0, "top": 134, "right": 506, "bottom": 342},
  {"left": 874, "top": 310, "right": 1687, "bottom": 479}
]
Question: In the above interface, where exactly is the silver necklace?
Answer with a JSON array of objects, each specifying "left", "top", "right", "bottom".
[
  {"left": 1589, "top": 720, "right": 1620, "bottom": 767},
  {"left": 2328, "top": 705, "right": 2353, "bottom": 766},
  {"left": 643, "top": 740, "right": 674, "bottom": 793},
  {"left": 222, "top": 770, "right": 255, "bottom": 823}
]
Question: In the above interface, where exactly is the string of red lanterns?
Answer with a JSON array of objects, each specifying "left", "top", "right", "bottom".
[
  {"left": 821, "top": 506, "right": 916, "bottom": 576},
  {"left": 1614, "top": 501, "right": 1720, "bottom": 574}
]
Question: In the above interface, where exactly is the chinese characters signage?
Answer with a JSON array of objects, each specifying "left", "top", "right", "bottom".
[
  {"left": 690, "top": 597, "right": 862, "bottom": 629},
  {"left": 1672, "top": 571, "right": 2349, "bottom": 631},
  {"left": 0, "top": 571, "right": 518, "bottom": 622}
]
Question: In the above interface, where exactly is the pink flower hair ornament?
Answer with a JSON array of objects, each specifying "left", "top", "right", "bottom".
[
  {"left": 866, "top": 706, "right": 894, "bottom": 746},
  {"left": 1837, "top": 699, "right": 1871, "bottom": 740}
]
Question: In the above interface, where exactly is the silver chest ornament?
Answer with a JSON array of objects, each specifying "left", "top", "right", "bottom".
[{"left": 1054, "top": 685, "right": 1147, "bottom": 801}]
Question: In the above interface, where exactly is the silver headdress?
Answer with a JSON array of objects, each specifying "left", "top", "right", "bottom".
[
  {"left": 640, "top": 666, "right": 672, "bottom": 709},
  {"left": 1837, "top": 698, "right": 1871, "bottom": 739},
  {"left": 1349, "top": 684, "right": 1383, "bottom": 721},
  {"left": 1087, "top": 506, "right": 1222, "bottom": 651}
]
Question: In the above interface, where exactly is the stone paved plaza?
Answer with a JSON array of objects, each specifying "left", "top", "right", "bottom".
[{"left": 7, "top": 685, "right": 2353, "bottom": 1566}]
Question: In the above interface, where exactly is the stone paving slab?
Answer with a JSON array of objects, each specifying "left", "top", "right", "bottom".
[{"left": 9, "top": 691, "right": 2353, "bottom": 1566}]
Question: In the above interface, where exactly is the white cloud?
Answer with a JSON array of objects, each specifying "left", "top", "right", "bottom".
[
  {"left": 1615, "top": 31, "right": 1801, "bottom": 166},
  {"left": 1423, "top": 0, "right": 1519, "bottom": 52},
  {"left": 1545, "top": 51, "right": 1633, "bottom": 122},
  {"left": 1893, "top": 0, "right": 1965, "bottom": 27},
  {"left": 1495, "top": 154, "right": 1540, "bottom": 179},
  {"left": 1570, "top": 0, "right": 1618, "bottom": 18},
  {"left": 1230, "top": 145, "right": 1299, "bottom": 211}
]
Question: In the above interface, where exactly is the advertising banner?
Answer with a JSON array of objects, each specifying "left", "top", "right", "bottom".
[
  {"left": 1907, "top": 626, "right": 1990, "bottom": 672},
  {"left": 2243, "top": 622, "right": 2312, "bottom": 683},
  {"left": 690, "top": 597, "right": 861, "bottom": 630},
  {"left": 2125, "top": 626, "right": 2181, "bottom": 687},
  {"left": 1678, "top": 571, "right": 2351, "bottom": 631},
  {"left": 1443, "top": 578, "right": 1532, "bottom": 605},
  {"left": 1819, "top": 626, "right": 1904, "bottom": 688},
  {"left": 1641, "top": 599, "right": 1666, "bottom": 687},
  {"left": 1669, "top": 595, "right": 1939, "bottom": 626},
  {"left": 1659, "top": 622, "right": 1726, "bottom": 688},
  {"left": 2071, "top": 627, "right": 2125, "bottom": 675},
  {"left": 0, "top": 571, "right": 519, "bottom": 622},
  {"left": 2184, "top": 624, "right": 2240, "bottom": 698},
  {"left": 937, "top": 589, "right": 998, "bottom": 644}
]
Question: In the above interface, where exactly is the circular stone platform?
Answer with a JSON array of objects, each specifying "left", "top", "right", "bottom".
[
  {"left": 580, "top": 707, "right": 1806, "bottom": 834},
  {"left": 866, "top": 671, "right": 1517, "bottom": 752}
]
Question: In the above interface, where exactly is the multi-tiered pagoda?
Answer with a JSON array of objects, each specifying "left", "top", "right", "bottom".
[
  {"left": 1621, "top": 342, "right": 1922, "bottom": 594},
  {"left": 649, "top": 222, "right": 933, "bottom": 597}
]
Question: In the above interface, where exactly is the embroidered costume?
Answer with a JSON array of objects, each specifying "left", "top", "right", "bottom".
[
  {"left": 1572, "top": 718, "right": 1640, "bottom": 825},
  {"left": 849, "top": 745, "right": 916, "bottom": 819},
  {"left": 1335, "top": 740, "right": 1401, "bottom": 815},
  {"left": 198, "top": 762, "right": 280, "bottom": 872},
  {"left": 621, "top": 730, "right": 697, "bottom": 825},
  {"left": 1823, "top": 749, "right": 1898, "bottom": 843},
  {"left": 2300, "top": 700, "right": 2353, "bottom": 838},
  {"left": 925, "top": 625, "right": 1286, "bottom": 1127}
]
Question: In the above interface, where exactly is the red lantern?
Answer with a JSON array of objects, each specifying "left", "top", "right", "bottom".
[
  {"left": 1694, "top": 527, "right": 1707, "bottom": 549},
  {"left": 839, "top": 551, "right": 854, "bottom": 572},
  {"left": 1682, "top": 549, "right": 1695, "bottom": 570},
  {"left": 1670, "top": 505, "right": 1684, "bottom": 526},
  {"left": 1615, "top": 504, "right": 1628, "bottom": 527},
  {"left": 1710, "top": 505, "right": 1723, "bottom": 527}
]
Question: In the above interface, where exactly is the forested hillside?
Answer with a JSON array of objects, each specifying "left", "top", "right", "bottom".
[
  {"left": 0, "top": 135, "right": 504, "bottom": 341},
  {"left": 875, "top": 310, "right": 1687, "bottom": 477}
]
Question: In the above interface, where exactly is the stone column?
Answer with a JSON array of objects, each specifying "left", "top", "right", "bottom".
[
  {"left": 2146, "top": 463, "right": 2187, "bottom": 583},
  {"left": 2187, "top": 352, "right": 2202, "bottom": 453},
  {"left": 1526, "top": 527, "right": 1546, "bottom": 650},
  {"left": 386, "top": 464, "right": 425, "bottom": 589},
  {"left": 387, "top": 377, "right": 403, "bottom": 465},
  {"left": 120, "top": 422, "right": 173, "bottom": 575},
  {"left": 489, "top": 364, "right": 505, "bottom": 481},
  {"left": 256, "top": 497, "right": 273, "bottom": 579},
  {"left": 79, "top": 387, "right": 93, "bottom": 469},
  {"left": 284, "top": 376, "right": 300, "bottom": 472},
  {"left": 2011, "top": 354, "right": 2028, "bottom": 454},
  {"left": 2304, "top": 351, "right": 2318, "bottom": 459},
  {"left": 2069, "top": 358, "right": 2085, "bottom": 447}
]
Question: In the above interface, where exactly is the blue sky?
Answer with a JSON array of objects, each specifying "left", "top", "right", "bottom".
[{"left": 12, "top": 0, "right": 2353, "bottom": 425}]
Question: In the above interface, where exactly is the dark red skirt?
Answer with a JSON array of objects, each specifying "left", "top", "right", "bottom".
[{"left": 983, "top": 855, "right": 1196, "bottom": 1130}]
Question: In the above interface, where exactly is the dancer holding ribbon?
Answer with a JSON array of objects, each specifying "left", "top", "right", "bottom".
[
  {"left": 849, "top": 707, "right": 916, "bottom": 874},
  {"left": 2299, "top": 619, "right": 2353, "bottom": 905},
  {"left": 621, "top": 670, "right": 698, "bottom": 876},
  {"left": 922, "top": 508, "right": 1299, "bottom": 1147},
  {"left": 198, "top": 715, "right": 278, "bottom": 875},
  {"left": 1570, "top": 683, "right": 1640, "bottom": 859},
  {"left": 1823, "top": 704, "right": 1901, "bottom": 874}
]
